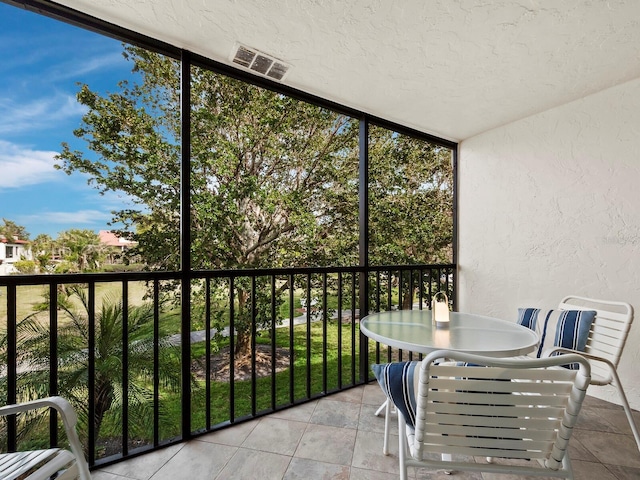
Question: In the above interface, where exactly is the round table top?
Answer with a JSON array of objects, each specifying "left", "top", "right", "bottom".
[{"left": 360, "top": 310, "right": 538, "bottom": 357}]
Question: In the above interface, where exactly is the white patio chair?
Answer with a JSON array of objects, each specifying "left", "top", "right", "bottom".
[
  {"left": 397, "top": 350, "right": 590, "bottom": 480},
  {"left": 0, "top": 396, "right": 91, "bottom": 480},
  {"left": 546, "top": 295, "right": 639, "bottom": 451}
]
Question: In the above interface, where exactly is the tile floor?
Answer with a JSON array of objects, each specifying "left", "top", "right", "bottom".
[{"left": 92, "top": 383, "right": 640, "bottom": 479}]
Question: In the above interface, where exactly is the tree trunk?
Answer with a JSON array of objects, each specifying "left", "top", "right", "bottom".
[
  {"left": 233, "top": 290, "right": 253, "bottom": 359},
  {"left": 93, "top": 378, "right": 114, "bottom": 443},
  {"left": 402, "top": 290, "right": 414, "bottom": 310},
  {"left": 234, "top": 328, "right": 252, "bottom": 358}
]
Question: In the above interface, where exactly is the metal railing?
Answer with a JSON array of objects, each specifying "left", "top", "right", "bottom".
[{"left": 0, "top": 264, "right": 455, "bottom": 468}]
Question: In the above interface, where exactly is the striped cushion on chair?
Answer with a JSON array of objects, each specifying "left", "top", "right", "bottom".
[
  {"left": 372, "top": 361, "right": 420, "bottom": 429},
  {"left": 517, "top": 308, "right": 596, "bottom": 369}
]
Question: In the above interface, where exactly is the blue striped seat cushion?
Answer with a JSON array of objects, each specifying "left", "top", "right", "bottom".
[
  {"left": 371, "top": 361, "right": 419, "bottom": 429},
  {"left": 517, "top": 308, "right": 596, "bottom": 369}
]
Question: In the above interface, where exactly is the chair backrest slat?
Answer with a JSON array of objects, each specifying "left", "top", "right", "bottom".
[
  {"left": 412, "top": 350, "right": 590, "bottom": 475},
  {"left": 558, "top": 295, "right": 633, "bottom": 381}
]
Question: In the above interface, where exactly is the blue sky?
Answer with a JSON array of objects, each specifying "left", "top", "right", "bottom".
[{"left": 0, "top": 3, "right": 136, "bottom": 239}]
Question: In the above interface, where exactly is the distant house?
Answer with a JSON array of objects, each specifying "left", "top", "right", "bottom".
[
  {"left": 0, "top": 235, "right": 32, "bottom": 275},
  {"left": 98, "top": 230, "right": 137, "bottom": 250},
  {"left": 98, "top": 230, "right": 137, "bottom": 264}
]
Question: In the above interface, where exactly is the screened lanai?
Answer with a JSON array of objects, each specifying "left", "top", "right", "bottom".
[
  {"left": 2, "top": 1, "right": 640, "bottom": 478},
  {"left": 41, "top": 0, "right": 640, "bottom": 423}
]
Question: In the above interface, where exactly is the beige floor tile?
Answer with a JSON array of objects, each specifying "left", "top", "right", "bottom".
[
  {"left": 295, "top": 423, "right": 357, "bottom": 465},
  {"left": 415, "top": 467, "right": 482, "bottom": 479},
  {"left": 602, "top": 463, "right": 640, "bottom": 480},
  {"left": 567, "top": 434, "right": 599, "bottom": 463},
  {"left": 349, "top": 466, "right": 404, "bottom": 480},
  {"left": 283, "top": 457, "right": 350, "bottom": 479},
  {"left": 570, "top": 460, "right": 619, "bottom": 480},
  {"left": 328, "top": 385, "right": 365, "bottom": 404},
  {"left": 575, "top": 406, "right": 620, "bottom": 433},
  {"left": 480, "top": 473, "right": 556, "bottom": 480},
  {"left": 583, "top": 394, "right": 627, "bottom": 411},
  {"left": 91, "top": 471, "right": 131, "bottom": 480},
  {"left": 197, "top": 418, "right": 259, "bottom": 446},
  {"left": 241, "top": 417, "right": 307, "bottom": 456},
  {"left": 362, "top": 382, "right": 387, "bottom": 406},
  {"left": 310, "top": 398, "right": 361, "bottom": 429},
  {"left": 573, "top": 430, "right": 640, "bottom": 468},
  {"left": 268, "top": 400, "right": 318, "bottom": 423},
  {"left": 474, "top": 456, "right": 559, "bottom": 480},
  {"left": 357, "top": 403, "right": 388, "bottom": 434},
  {"left": 149, "top": 440, "right": 236, "bottom": 480},
  {"left": 96, "top": 443, "right": 184, "bottom": 480},
  {"left": 351, "top": 428, "right": 399, "bottom": 475},
  {"left": 598, "top": 407, "right": 640, "bottom": 436},
  {"left": 410, "top": 453, "right": 482, "bottom": 479},
  {"left": 215, "top": 448, "right": 291, "bottom": 480}
]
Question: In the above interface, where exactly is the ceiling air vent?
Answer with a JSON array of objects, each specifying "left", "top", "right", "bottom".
[{"left": 230, "top": 43, "right": 291, "bottom": 82}]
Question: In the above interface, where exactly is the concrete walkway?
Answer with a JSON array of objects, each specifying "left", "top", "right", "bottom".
[{"left": 169, "top": 309, "right": 359, "bottom": 345}]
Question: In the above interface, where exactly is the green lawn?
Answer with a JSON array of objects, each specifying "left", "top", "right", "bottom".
[
  {"left": 94, "top": 319, "right": 371, "bottom": 451},
  {"left": 0, "top": 281, "right": 154, "bottom": 329},
  {"left": 2, "top": 281, "right": 386, "bottom": 459}
]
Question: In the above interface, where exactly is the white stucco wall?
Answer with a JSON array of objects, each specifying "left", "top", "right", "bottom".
[{"left": 458, "top": 77, "right": 640, "bottom": 410}]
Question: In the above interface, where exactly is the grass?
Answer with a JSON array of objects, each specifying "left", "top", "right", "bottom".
[
  {"left": 0, "top": 281, "right": 155, "bottom": 330},
  {"left": 5, "top": 314, "right": 390, "bottom": 461},
  {"left": 198, "top": 319, "right": 364, "bottom": 426},
  {"left": 3, "top": 281, "right": 387, "bottom": 457},
  {"left": 93, "top": 318, "right": 371, "bottom": 450}
]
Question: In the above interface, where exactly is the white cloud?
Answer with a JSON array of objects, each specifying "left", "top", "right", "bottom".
[
  {"left": 50, "top": 52, "right": 125, "bottom": 81},
  {"left": 19, "top": 209, "right": 112, "bottom": 228},
  {"left": 30, "top": 210, "right": 112, "bottom": 224},
  {"left": 0, "top": 140, "right": 62, "bottom": 188},
  {"left": 0, "top": 93, "right": 86, "bottom": 135}
]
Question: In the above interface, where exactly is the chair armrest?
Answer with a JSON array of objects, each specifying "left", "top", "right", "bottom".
[
  {"left": 541, "top": 347, "right": 615, "bottom": 369},
  {"left": 0, "top": 395, "right": 89, "bottom": 478},
  {"left": 0, "top": 396, "right": 78, "bottom": 426}
]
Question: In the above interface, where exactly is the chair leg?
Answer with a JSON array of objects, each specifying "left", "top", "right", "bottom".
[
  {"left": 375, "top": 398, "right": 393, "bottom": 455},
  {"left": 610, "top": 369, "right": 640, "bottom": 452},
  {"left": 398, "top": 412, "right": 408, "bottom": 480},
  {"left": 383, "top": 398, "right": 391, "bottom": 455}
]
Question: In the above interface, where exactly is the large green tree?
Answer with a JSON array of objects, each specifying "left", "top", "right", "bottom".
[
  {"left": 55, "top": 45, "right": 453, "bottom": 358},
  {"left": 367, "top": 125, "right": 454, "bottom": 308},
  {"left": 56, "top": 47, "right": 360, "bottom": 358},
  {"left": 368, "top": 125, "right": 453, "bottom": 265}
]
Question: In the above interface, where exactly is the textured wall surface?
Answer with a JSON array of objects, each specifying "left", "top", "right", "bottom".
[
  {"left": 459, "top": 78, "right": 640, "bottom": 409},
  {"left": 55, "top": 0, "right": 640, "bottom": 141}
]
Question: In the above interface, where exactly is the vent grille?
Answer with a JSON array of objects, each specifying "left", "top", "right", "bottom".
[{"left": 231, "top": 43, "right": 291, "bottom": 81}]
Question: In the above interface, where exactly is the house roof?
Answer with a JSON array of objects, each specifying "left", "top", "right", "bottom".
[
  {"left": 98, "top": 230, "right": 136, "bottom": 247},
  {"left": 0, "top": 235, "right": 28, "bottom": 245},
  {"left": 53, "top": 0, "right": 640, "bottom": 142}
]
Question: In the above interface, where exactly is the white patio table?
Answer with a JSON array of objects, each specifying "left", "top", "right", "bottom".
[
  {"left": 360, "top": 309, "right": 538, "bottom": 357},
  {"left": 361, "top": 309, "right": 540, "bottom": 467}
]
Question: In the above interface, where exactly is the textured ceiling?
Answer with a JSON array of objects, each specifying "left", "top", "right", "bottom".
[{"left": 53, "top": 0, "right": 640, "bottom": 142}]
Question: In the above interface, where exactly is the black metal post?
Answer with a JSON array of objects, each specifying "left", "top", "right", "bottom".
[
  {"left": 180, "top": 49, "right": 192, "bottom": 440},
  {"left": 121, "top": 281, "right": 129, "bottom": 456},
  {"left": 451, "top": 147, "right": 459, "bottom": 308},
  {"left": 48, "top": 283, "right": 58, "bottom": 447},
  {"left": 88, "top": 282, "right": 96, "bottom": 463},
  {"left": 358, "top": 117, "right": 370, "bottom": 382},
  {"left": 6, "top": 284, "right": 17, "bottom": 452}
]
